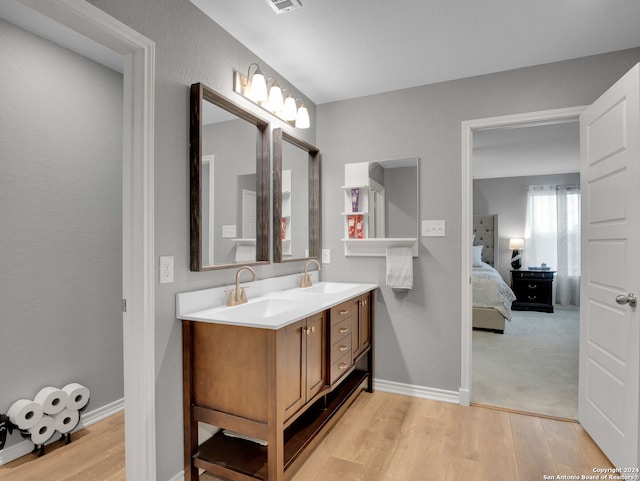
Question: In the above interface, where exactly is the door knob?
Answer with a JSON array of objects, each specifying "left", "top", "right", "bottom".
[{"left": 616, "top": 293, "right": 637, "bottom": 308}]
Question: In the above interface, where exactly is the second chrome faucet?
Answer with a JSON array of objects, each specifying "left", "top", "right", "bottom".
[{"left": 300, "top": 259, "right": 321, "bottom": 288}]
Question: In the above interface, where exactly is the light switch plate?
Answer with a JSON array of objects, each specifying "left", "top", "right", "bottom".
[
  {"left": 222, "top": 225, "right": 236, "bottom": 238},
  {"left": 322, "top": 249, "right": 331, "bottom": 264},
  {"left": 159, "top": 256, "right": 174, "bottom": 283},
  {"left": 422, "top": 220, "right": 446, "bottom": 237}
]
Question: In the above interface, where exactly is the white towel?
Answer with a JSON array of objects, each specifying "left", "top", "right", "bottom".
[{"left": 386, "top": 247, "right": 413, "bottom": 290}]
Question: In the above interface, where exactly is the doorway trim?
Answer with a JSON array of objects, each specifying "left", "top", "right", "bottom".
[
  {"left": 20, "top": 0, "right": 157, "bottom": 479},
  {"left": 459, "top": 105, "right": 586, "bottom": 406}
]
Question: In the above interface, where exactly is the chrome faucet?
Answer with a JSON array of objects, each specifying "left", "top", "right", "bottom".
[
  {"left": 226, "top": 266, "right": 257, "bottom": 306},
  {"left": 300, "top": 259, "right": 321, "bottom": 288}
]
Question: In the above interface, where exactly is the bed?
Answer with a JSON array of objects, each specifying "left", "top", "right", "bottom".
[{"left": 472, "top": 214, "right": 516, "bottom": 333}]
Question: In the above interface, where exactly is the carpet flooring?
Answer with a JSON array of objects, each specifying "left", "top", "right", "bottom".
[{"left": 472, "top": 306, "right": 579, "bottom": 419}]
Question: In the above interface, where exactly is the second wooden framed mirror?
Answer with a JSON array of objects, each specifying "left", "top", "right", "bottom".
[{"left": 272, "top": 128, "right": 320, "bottom": 263}]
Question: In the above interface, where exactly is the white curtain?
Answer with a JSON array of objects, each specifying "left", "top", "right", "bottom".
[{"left": 524, "top": 184, "right": 580, "bottom": 306}]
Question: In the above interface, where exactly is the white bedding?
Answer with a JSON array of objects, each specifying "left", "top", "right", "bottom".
[{"left": 472, "top": 262, "right": 516, "bottom": 321}]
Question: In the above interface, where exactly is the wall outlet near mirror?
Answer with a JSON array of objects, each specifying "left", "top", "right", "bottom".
[
  {"left": 422, "top": 220, "right": 446, "bottom": 237},
  {"left": 159, "top": 256, "right": 174, "bottom": 284},
  {"left": 222, "top": 225, "right": 237, "bottom": 238}
]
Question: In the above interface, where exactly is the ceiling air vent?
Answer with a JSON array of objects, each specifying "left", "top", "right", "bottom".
[{"left": 265, "top": 0, "right": 302, "bottom": 14}]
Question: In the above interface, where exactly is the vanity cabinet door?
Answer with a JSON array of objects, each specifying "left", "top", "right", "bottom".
[
  {"left": 305, "top": 312, "right": 326, "bottom": 400},
  {"left": 351, "top": 293, "right": 372, "bottom": 359},
  {"left": 358, "top": 292, "right": 371, "bottom": 353},
  {"left": 283, "top": 320, "right": 305, "bottom": 420},
  {"left": 283, "top": 313, "right": 327, "bottom": 421}
]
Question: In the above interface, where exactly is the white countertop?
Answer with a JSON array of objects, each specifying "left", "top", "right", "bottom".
[{"left": 176, "top": 274, "right": 377, "bottom": 330}]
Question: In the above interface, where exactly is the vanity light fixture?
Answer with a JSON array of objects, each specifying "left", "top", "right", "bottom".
[
  {"left": 242, "top": 63, "right": 267, "bottom": 102},
  {"left": 295, "top": 102, "right": 310, "bottom": 129},
  {"left": 234, "top": 64, "right": 310, "bottom": 129},
  {"left": 267, "top": 79, "right": 284, "bottom": 112},
  {"left": 282, "top": 94, "right": 298, "bottom": 121}
]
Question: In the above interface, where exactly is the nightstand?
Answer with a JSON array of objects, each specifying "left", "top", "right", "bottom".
[{"left": 511, "top": 270, "right": 556, "bottom": 313}]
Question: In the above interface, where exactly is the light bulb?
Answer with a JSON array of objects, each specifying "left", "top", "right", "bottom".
[
  {"left": 283, "top": 96, "right": 298, "bottom": 121},
  {"left": 249, "top": 70, "right": 267, "bottom": 102},
  {"left": 268, "top": 83, "right": 284, "bottom": 112},
  {"left": 295, "top": 105, "right": 310, "bottom": 129}
]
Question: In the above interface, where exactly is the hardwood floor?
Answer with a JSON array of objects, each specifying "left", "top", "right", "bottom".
[
  {"left": 0, "top": 411, "right": 124, "bottom": 481},
  {"left": 1, "top": 392, "right": 612, "bottom": 481},
  {"left": 206, "top": 391, "right": 613, "bottom": 481}
]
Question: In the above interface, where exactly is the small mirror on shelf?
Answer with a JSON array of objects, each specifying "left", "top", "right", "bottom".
[
  {"left": 272, "top": 128, "right": 320, "bottom": 263},
  {"left": 342, "top": 157, "right": 419, "bottom": 256}
]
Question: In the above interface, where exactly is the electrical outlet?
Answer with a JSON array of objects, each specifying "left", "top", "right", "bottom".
[
  {"left": 422, "top": 220, "right": 446, "bottom": 237},
  {"left": 322, "top": 249, "right": 331, "bottom": 264},
  {"left": 222, "top": 225, "right": 236, "bottom": 238},
  {"left": 159, "top": 256, "right": 174, "bottom": 284}
]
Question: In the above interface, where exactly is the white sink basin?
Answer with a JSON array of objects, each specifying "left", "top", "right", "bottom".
[
  {"left": 200, "top": 298, "right": 309, "bottom": 323},
  {"left": 298, "top": 282, "right": 360, "bottom": 294}
]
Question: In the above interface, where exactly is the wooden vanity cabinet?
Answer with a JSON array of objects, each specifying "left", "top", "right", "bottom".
[
  {"left": 182, "top": 289, "right": 375, "bottom": 481},
  {"left": 353, "top": 292, "right": 371, "bottom": 358},
  {"left": 329, "top": 301, "right": 354, "bottom": 383},
  {"left": 283, "top": 312, "right": 326, "bottom": 421}
]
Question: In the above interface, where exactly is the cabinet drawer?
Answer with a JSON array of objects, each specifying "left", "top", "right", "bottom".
[
  {"left": 330, "top": 300, "right": 353, "bottom": 325},
  {"left": 330, "top": 350, "right": 352, "bottom": 384},
  {"left": 331, "top": 317, "right": 351, "bottom": 340},
  {"left": 512, "top": 270, "right": 554, "bottom": 280},
  {"left": 331, "top": 333, "right": 352, "bottom": 360}
]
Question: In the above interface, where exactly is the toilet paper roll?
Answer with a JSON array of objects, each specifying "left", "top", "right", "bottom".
[
  {"left": 7, "top": 399, "right": 43, "bottom": 430},
  {"left": 34, "top": 387, "right": 68, "bottom": 415},
  {"left": 54, "top": 408, "right": 80, "bottom": 434},
  {"left": 29, "top": 415, "right": 55, "bottom": 445},
  {"left": 62, "top": 383, "right": 90, "bottom": 410}
]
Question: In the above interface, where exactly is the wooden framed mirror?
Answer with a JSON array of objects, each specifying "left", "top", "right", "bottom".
[
  {"left": 272, "top": 128, "right": 320, "bottom": 263},
  {"left": 190, "top": 82, "right": 270, "bottom": 271}
]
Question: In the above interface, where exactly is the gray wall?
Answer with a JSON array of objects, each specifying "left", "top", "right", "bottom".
[
  {"left": 83, "top": 1, "right": 316, "bottom": 479},
  {"left": 317, "top": 48, "right": 640, "bottom": 399},
  {"left": 474, "top": 172, "right": 581, "bottom": 282},
  {"left": 0, "top": 19, "right": 123, "bottom": 448}
]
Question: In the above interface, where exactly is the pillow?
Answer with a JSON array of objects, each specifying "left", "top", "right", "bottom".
[{"left": 472, "top": 245, "right": 483, "bottom": 266}]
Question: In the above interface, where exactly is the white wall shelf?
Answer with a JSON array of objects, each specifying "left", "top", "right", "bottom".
[{"left": 342, "top": 238, "right": 418, "bottom": 257}]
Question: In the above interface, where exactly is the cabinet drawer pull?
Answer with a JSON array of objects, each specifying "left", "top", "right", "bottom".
[
  {"left": 339, "top": 344, "right": 349, "bottom": 352},
  {"left": 338, "top": 362, "right": 348, "bottom": 370},
  {"left": 339, "top": 327, "right": 349, "bottom": 333},
  {"left": 339, "top": 310, "right": 348, "bottom": 315},
  {"left": 527, "top": 295, "right": 537, "bottom": 300},
  {"left": 528, "top": 284, "right": 537, "bottom": 289}
]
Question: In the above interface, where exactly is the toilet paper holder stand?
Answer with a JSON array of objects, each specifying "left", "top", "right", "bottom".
[{"left": 0, "top": 411, "right": 79, "bottom": 456}]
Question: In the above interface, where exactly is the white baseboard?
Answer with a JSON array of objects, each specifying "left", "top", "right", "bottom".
[
  {"left": 166, "top": 472, "right": 185, "bottom": 481},
  {"left": 459, "top": 388, "right": 471, "bottom": 406},
  {"left": 0, "top": 398, "right": 124, "bottom": 466},
  {"left": 374, "top": 378, "right": 460, "bottom": 404}
]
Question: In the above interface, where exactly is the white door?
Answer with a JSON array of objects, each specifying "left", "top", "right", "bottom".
[
  {"left": 242, "top": 189, "right": 257, "bottom": 238},
  {"left": 579, "top": 63, "right": 640, "bottom": 469}
]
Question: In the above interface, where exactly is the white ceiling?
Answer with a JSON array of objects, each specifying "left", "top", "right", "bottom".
[{"left": 190, "top": 0, "right": 640, "bottom": 105}]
